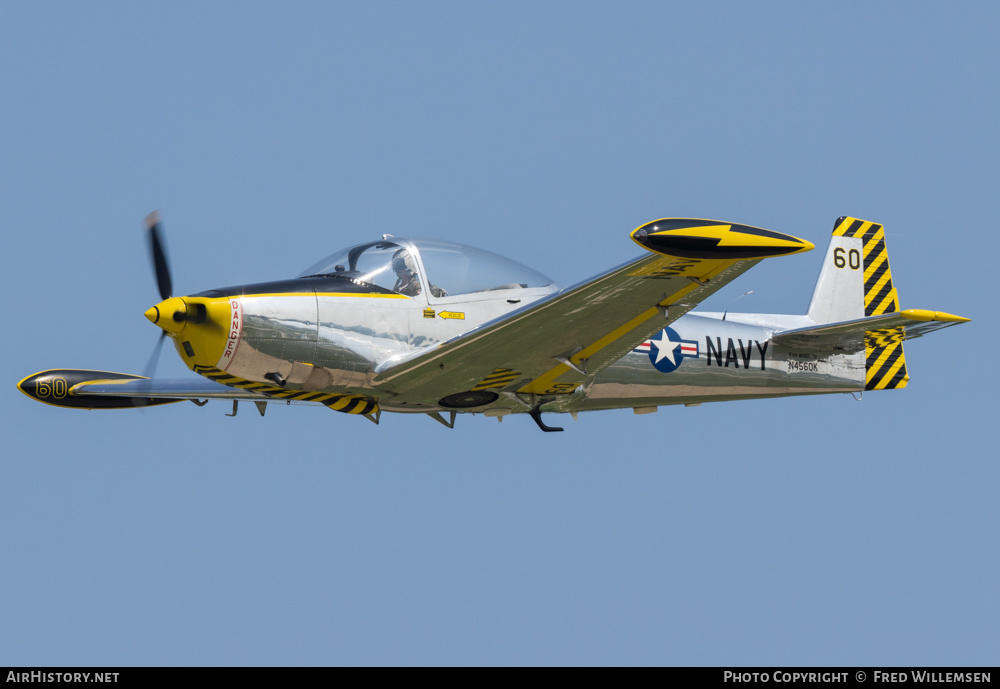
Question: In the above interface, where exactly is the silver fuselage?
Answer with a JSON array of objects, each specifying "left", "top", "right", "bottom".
[{"left": 211, "top": 287, "right": 861, "bottom": 414}]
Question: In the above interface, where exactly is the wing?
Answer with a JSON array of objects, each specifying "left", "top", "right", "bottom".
[
  {"left": 17, "top": 369, "right": 375, "bottom": 414},
  {"left": 373, "top": 219, "right": 813, "bottom": 403}
]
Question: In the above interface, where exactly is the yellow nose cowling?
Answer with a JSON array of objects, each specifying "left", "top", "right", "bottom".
[
  {"left": 144, "top": 296, "right": 235, "bottom": 371},
  {"left": 144, "top": 297, "right": 190, "bottom": 334}
]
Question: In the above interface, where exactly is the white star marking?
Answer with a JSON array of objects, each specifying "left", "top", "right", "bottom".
[{"left": 649, "top": 330, "right": 681, "bottom": 365}]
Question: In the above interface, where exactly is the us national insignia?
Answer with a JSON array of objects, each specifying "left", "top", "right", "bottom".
[{"left": 634, "top": 327, "right": 699, "bottom": 373}]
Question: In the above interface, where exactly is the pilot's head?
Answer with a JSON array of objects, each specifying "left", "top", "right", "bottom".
[
  {"left": 392, "top": 249, "right": 422, "bottom": 296},
  {"left": 392, "top": 250, "right": 416, "bottom": 277}
]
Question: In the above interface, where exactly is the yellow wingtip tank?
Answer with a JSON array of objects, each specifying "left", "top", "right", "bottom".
[
  {"left": 630, "top": 218, "right": 814, "bottom": 259},
  {"left": 16, "top": 369, "right": 182, "bottom": 409}
]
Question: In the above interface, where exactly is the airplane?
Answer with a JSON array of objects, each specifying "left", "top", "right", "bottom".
[{"left": 17, "top": 213, "right": 969, "bottom": 432}]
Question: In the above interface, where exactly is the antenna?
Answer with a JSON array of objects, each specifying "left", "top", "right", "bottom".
[{"left": 722, "top": 290, "right": 754, "bottom": 322}]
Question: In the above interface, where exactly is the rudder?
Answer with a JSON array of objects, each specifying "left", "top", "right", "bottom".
[
  {"left": 834, "top": 217, "right": 901, "bottom": 316},
  {"left": 808, "top": 216, "right": 908, "bottom": 390},
  {"left": 865, "top": 330, "right": 909, "bottom": 391}
]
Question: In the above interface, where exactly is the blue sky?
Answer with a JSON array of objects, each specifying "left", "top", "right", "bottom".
[{"left": 2, "top": 2, "right": 996, "bottom": 666}]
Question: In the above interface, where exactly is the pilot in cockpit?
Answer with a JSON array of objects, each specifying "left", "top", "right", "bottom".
[{"left": 392, "top": 249, "right": 422, "bottom": 296}]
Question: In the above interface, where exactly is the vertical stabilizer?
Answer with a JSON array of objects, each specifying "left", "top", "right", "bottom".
[{"left": 807, "top": 216, "right": 908, "bottom": 390}]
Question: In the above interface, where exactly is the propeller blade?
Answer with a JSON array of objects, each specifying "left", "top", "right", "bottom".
[
  {"left": 133, "top": 330, "right": 168, "bottom": 407},
  {"left": 145, "top": 210, "right": 173, "bottom": 301},
  {"left": 142, "top": 331, "right": 168, "bottom": 381}
]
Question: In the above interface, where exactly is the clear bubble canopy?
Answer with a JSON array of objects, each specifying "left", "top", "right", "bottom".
[{"left": 299, "top": 238, "right": 556, "bottom": 298}]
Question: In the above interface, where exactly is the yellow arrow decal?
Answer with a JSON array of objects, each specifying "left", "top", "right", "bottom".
[{"left": 438, "top": 311, "right": 465, "bottom": 320}]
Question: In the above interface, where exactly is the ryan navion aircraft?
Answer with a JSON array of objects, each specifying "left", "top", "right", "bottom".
[{"left": 18, "top": 214, "right": 969, "bottom": 431}]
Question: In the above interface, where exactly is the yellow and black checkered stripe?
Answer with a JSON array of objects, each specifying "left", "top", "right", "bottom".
[
  {"left": 865, "top": 328, "right": 905, "bottom": 349},
  {"left": 193, "top": 365, "right": 378, "bottom": 415},
  {"left": 834, "top": 217, "right": 908, "bottom": 390},
  {"left": 831, "top": 217, "right": 899, "bottom": 317},
  {"left": 470, "top": 367, "right": 520, "bottom": 391}
]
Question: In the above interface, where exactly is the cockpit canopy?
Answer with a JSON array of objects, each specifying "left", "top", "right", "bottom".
[{"left": 299, "top": 238, "right": 556, "bottom": 299}]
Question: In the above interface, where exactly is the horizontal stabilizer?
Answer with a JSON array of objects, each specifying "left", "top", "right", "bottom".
[{"left": 772, "top": 309, "right": 970, "bottom": 352}]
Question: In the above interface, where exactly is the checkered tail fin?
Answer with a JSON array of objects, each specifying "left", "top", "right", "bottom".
[{"left": 807, "top": 216, "right": 908, "bottom": 390}]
